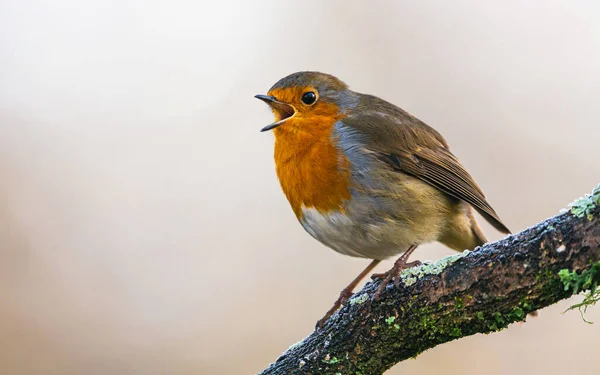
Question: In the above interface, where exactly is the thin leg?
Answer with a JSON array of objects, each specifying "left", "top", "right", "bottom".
[
  {"left": 316, "top": 259, "right": 381, "bottom": 329},
  {"left": 371, "top": 244, "right": 420, "bottom": 300}
]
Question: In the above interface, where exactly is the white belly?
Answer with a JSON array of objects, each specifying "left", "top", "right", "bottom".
[{"left": 299, "top": 206, "right": 435, "bottom": 260}]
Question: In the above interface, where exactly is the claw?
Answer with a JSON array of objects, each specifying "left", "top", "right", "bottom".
[{"left": 371, "top": 245, "right": 420, "bottom": 300}]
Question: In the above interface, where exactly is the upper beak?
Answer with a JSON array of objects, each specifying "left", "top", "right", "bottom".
[{"left": 255, "top": 94, "right": 296, "bottom": 132}]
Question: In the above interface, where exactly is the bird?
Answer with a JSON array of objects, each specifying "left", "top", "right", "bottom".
[{"left": 255, "top": 71, "right": 510, "bottom": 328}]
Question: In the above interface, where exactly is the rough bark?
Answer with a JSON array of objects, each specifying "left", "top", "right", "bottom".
[{"left": 258, "top": 186, "right": 600, "bottom": 375}]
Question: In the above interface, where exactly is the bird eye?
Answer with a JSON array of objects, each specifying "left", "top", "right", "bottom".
[{"left": 301, "top": 91, "right": 317, "bottom": 105}]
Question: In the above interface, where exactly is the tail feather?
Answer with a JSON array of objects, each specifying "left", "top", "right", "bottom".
[
  {"left": 440, "top": 206, "right": 488, "bottom": 251},
  {"left": 469, "top": 212, "right": 488, "bottom": 247}
]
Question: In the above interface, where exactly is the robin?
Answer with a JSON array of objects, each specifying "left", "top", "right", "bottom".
[{"left": 255, "top": 71, "right": 510, "bottom": 328}]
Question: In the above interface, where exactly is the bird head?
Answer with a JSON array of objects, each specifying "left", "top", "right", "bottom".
[{"left": 255, "top": 71, "right": 356, "bottom": 133}]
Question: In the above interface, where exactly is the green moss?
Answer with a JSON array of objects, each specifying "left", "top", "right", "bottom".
[
  {"left": 343, "top": 251, "right": 600, "bottom": 374},
  {"left": 536, "top": 268, "right": 555, "bottom": 282},
  {"left": 454, "top": 296, "right": 464, "bottom": 309},
  {"left": 402, "top": 304, "right": 468, "bottom": 341},
  {"left": 558, "top": 261, "right": 600, "bottom": 323},
  {"left": 347, "top": 293, "right": 539, "bottom": 373},
  {"left": 400, "top": 250, "right": 471, "bottom": 287},
  {"left": 349, "top": 293, "right": 369, "bottom": 305},
  {"left": 322, "top": 356, "right": 340, "bottom": 364},
  {"left": 308, "top": 251, "right": 600, "bottom": 374},
  {"left": 507, "top": 307, "right": 525, "bottom": 320},
  {"left": 449, "top": 327, "right": 462, "bottom": 337},
  {"left": 473, "top": 301, "right": 532, "bottom": 333},
  {"left": 487, "top": 312, "right": 507, "bottom": 331},
  {"left": 568, "top": 184, "right": 600, "bottom": 220}
]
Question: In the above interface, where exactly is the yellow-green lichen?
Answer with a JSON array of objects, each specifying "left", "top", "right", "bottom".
[
  {"left": 568, "top": 184, "right": 600, "bottom": 220},
  {"left": 385, "top": 316, "right": 396, "bottom": 325},
  {"left": 349, "top": 293, "right": 369, "bottom": 305},
  {"left": 559, "top": 261, "right": 600, "bottom": 323},
  {"left": 400, "top": 250, "right": 471, "bottom": 287}
]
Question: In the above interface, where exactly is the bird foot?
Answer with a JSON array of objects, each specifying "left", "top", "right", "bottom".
[
  {"left": 315, "top": 288, "right": 354, "bottom": 330},
  {"left": 314, "top": 259, "right": 382, "bottom": 330},
  {"left": 371, "top": 258, "right": 422, "bottom": 300}
]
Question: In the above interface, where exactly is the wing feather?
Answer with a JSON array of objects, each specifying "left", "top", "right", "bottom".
[{"left": 341, "top": 94, "right": 511, "bottom": 234}]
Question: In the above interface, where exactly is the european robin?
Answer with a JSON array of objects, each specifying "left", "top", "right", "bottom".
[{"left": 255, "top": 71, "right": 510, "bottom": 328}]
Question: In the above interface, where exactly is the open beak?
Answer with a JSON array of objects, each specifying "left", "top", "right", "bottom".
[{"left": 254, "top": 94, "right": 296, "bottom": 132}]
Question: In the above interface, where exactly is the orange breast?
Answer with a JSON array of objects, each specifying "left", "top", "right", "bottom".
[{"left": 273, "top": 114, "right": 351, "bottom": 219}]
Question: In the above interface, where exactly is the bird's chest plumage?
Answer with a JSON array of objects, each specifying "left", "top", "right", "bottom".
[{"left": 273, "top": 121, "right": 351, "bottom": 219}]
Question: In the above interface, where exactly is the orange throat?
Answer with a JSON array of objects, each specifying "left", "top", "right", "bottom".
[{"left": 273, "top": 117, "right": 351, "bottom": 220}]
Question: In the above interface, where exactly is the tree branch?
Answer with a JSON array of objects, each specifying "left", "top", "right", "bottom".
[{"left": 258, "top": 185, "right": 600, "bottom": 375}]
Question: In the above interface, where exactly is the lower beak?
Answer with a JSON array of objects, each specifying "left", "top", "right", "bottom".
[{"left": 254, "top": 94, "right": 296, "bottom": 132}]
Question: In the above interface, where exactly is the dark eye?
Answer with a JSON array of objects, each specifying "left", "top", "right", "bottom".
[{"left": 301, "top": 91, "right": 317, "bottom": 105}]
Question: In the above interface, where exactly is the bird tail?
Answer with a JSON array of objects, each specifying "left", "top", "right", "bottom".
[
  {"left": 470, "top": 216, "right": 488, "bottom": 248},
  {"left": 440, "top": 206, "right": 488, "bottom": 251}
]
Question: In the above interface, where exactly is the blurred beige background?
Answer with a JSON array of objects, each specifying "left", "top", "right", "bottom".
[{"left": 1, "top": 1, "right": 600, "bottom": 374}]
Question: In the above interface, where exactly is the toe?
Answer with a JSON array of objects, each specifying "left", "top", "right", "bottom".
[
  {"left": 315, "top": 318, "right": 325, "bottom": 330},
  {"left": 373, "top": 273, "right": 394, "bottom": 300},
  {"left": 373, "top": 286, "right": 383, "bottom": 301},
  {"left": 406, "top": 260, "right": 422, "bottom": 268},
  {"left": 340, "top": 290, "right": 353, "bottom": 305}
]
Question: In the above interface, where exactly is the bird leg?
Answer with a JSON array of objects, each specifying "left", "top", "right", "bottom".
[
  {"left": 371, "top": 244, "right": 420, "bottom": 300},
  {"left": 316, "top": 259, "right": 381, "bottom": 329}
]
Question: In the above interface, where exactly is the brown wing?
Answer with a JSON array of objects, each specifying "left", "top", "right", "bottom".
[
  {"left": 341, "top": 93, "right": 511, "bottom": 234},
  {"left": 380, "top": 148, "right": 510, "bottom": 234}
]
